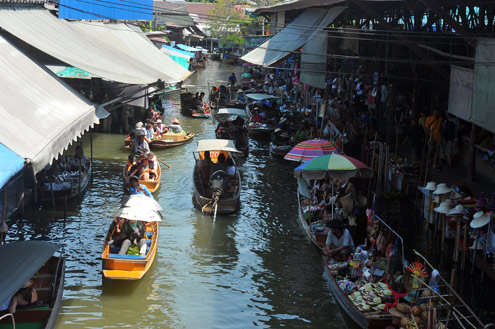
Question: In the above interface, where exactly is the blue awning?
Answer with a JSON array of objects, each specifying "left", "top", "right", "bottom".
[
  {"left": 0, "top": 143, "right": 24, "bottom": 190},
  {"left": 161, "top": 45, "right": 195, "bottom": 58},
  {"left": 176, "top": 44, "right": 205, "bottom": 53}
]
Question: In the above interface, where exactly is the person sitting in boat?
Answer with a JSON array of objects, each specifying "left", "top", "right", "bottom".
[
  {"left": 73, "top": 145, "right": 89, "bottom": 171},
  {"left": 130, "top": 129, "right": 150, "bottom": 159},
  {"left": 155, "top": 119, "right": 168, "bottom": 135},
  {"left": 7, "top": 279, "right": 41, "bottom": 314},
  {"left": 127, "top": 175, "right": 152, "bottom": 198},
  {"left": 210, "top": 153, "right": 226, "bottom": 175},
  {"left": 199, "top": 92, "right": 210, "bottom": 111},
  {"left": 119, "top": 219, "right": 147, "bottom": 256},
  {"left": 323, "top": 220, "right": 355, "bottom": 262},
  {"left": 225, "top": 157, "right": 236, "bottom": 176},
  {"left": 237, "top": 90, "right": 247, "bottom": 104},
  {"left": 128, "top": 151, "right": 150, "bottom": 180},
  {"left": 197, "top": 151, "right": 213, "bottom": 180},
  {"left": 168, "top": 119, "right": 183, "bottom": 134},
  {"left": 241, "top": 71, "right": 251, "bottom": 79},
  {"left": 145, "top": 123, "right": 155, "bottom": 141},
  {"left": 250, "top": 109, "right": 263, "bottom": 123},
  {"left": 216, "top": 121, "right": 230, "bottom": 139},
  {"left": 228, "top": 72, "right": 237, "bottom": 86},
  {"left": 146, "top": 152, "right": 158, "bottom": 179}
]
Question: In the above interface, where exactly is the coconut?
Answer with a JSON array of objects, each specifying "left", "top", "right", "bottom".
[{"left": 411, "top": 306, "right": 422, "bottom": 317}]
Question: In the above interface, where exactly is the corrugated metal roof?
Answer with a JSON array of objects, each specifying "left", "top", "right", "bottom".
[{"left": 153, "top": 1, "right": 188, "bottom": 14}]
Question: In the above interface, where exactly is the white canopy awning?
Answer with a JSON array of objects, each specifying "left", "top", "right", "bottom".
[
  {"left": 195, "top": 139, "right": 240, "bottom": 153},
  {"left": 0, "top": 35, "right": 102, "bottom": 173},
  {"left": 216, "top": 108, "right": 248, "bottom": 117},
  {"left": 246, "top": 93, "right": 279, "bottom": 101},
  {"left": 241, "top": 7, "right": 345, "bottom": 67},
  {"left": 0, "top": 8, "right": 191, "bottom": 84}
]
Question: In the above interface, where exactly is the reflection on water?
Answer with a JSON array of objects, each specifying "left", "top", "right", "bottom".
[{"left": 10, "top": 61, "right": 346, "bottom": 328}]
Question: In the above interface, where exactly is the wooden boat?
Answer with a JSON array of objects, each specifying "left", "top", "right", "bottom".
[
  {"left": 209, "top": 53, "right": 220, "bottom": 61},
  {"left": 246, "top": 123, "right": 276, "bottom": 139},
  {"left": 0, "top": 242, "right": 65, "bottom": 329},
  {"left": 101, "top": 220, "right": 158, "bottom": 280},
  {"left": 40, "top": 163, "right": 92, "bottom": 202},
  {"left": 323, "top": 257, "right": 393, "bottom": 329},
  {"left": 269, "top": 141, "right": 292, "bottom": 158},
  {"left": 192, "top": 110, "right": 211, "bottom": 118},
  {"left": 222, "top": 57, "right": 237, "bottom": 65},
  {"left": 123, "top": 161, "right": 161, "bottom": 193},
  {"left": 149, "top": 132, "right": 194, "bottom": 149},
  {"left": 192, "top": 139, "right": 241, "bottom": 215},
  {"left": 214, "top": 108, "right": 249, "bottom": 158},
  {"left": 297, "top": 189, "right": 327, "bottom": 249}
]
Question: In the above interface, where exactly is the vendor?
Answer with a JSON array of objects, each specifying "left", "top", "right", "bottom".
[{"left": 323, "top": 220, "right": 355, "bottom": 262}]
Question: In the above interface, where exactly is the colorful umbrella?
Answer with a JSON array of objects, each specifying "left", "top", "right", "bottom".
[
  {"left": 284, "top": 139, "right": 339, "bottom": 162},
  {"left": 294, "top": 153, "right": 373, "bottom": 180}
]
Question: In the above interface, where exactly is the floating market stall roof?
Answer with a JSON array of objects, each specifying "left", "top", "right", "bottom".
[
  {"left": 0, "top": 143, "right": 24, "bottom": 190},
  {"left": 161, "top": 45, "right": 195, "bottom": 58},
  {"left": 241, "top": 7, "right": 345, "bottom": 67},
  {"left": 195, "top": 139, "right": 241, "bottom": 153},
  {"left": 245, "top": 93, "right": 279, "bottom": 101},
  {"left": 177, "top": 43, "right": 205, "bottom": 53},
  {"left": 0, "top": 34, "right": 104, "bottom": 173},
  {"left": 0, "top": 241, "right": 60, "bottom": 306},
  {"left": 0, "top": 8, "right": 191, "bottom": 84}
]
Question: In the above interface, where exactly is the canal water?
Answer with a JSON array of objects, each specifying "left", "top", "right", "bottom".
[{"left": 9, "top": 61, "right": 346, "bottom": 328}]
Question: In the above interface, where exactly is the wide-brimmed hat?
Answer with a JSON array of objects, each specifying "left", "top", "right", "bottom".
[
  {"left": 448, "top": 204, "right": 465, "bottom": 216},
  {"left": 279, "top": 117, "right": 287, "bottom": 123},
  {"left": 423, "top": 181, "right": 437, "bottom": 191},
  {"left": 434, "top": 200, "right": 453, "bottom": 214},
  {"left": 135, "top": 121, "right": 143, "bottom": 129},
  {"left": 274, "top": 128, "right": 282, "bottom": 133},
  {"left": 389, "top": 308, "right": 407, "bottom": 319},
  {"left": 433, "top": 183, "right": 452, "bottom": 195},
  {"left": 156, "top": 119, "right": 162, "bottom": 124},
  {"left": 135, "top": 128, "right": 146, "bottom": 137},
  {"left": 470, "top": 211, "right": 491, "bottom": 228},
  {"left": 172, "top": 119, "right": 181, "bottom": 124}
]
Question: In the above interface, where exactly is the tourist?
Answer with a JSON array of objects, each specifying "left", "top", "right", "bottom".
[
  {"left": 211, "top": 153, "right": 226, "bottom": 174},
  {"left": 225, "top": 157, "right": 236, "bottom": 176},
  {"left": 145, "top": 123, "right": 154, "bottom": 141},
  {"left": 155, "top": 119, "right": 168, "bottom": 134},
  {"left": 119, "top": 219, "right": 147, "bottom": 256},
  {"left": 323, "top": 220, "right": 355, "bottom": 262},
  {"left": 7, "top": 280, "right": 40, "bottom": 314},
  {"left": 131, "top": 129, "right": 149, "bottom": 156},
  {"left": 197, "top": 151, "right": 213, "bottom": 180}
]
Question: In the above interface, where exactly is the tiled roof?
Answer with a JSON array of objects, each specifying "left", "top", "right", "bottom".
[{"left": 184, "top": 2, "right": 214, "bottom": 18}]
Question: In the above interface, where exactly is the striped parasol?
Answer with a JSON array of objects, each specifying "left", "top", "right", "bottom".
[
  {"left": 284, "top": 139, "right": 339, "bottom": 162},
  {"left": 294, "top": 153, "right": 373, "bottom": 180}
]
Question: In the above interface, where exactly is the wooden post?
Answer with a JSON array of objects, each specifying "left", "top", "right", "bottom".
[
  {"left": 426, "top": 190, "right": 433, "bottom": 232},
  {"left": 467, "top": 123, "right": 477, "bottom": 182},
  {"left": 49, "top": 175, "right": 56, "bottom": 210},
  {"left": 90, "top": 130, "right": 94, "bottom": 187},
  {"left": 461, "top": 219, "right": 468, "bottom": 270}
]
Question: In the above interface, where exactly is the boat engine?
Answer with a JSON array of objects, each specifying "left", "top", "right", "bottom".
[{"left": 209, "top": 170, "right": 230, "bottom": 202}]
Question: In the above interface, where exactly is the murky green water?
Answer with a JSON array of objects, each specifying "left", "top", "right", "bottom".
[{"left": 10, "top": 62, "right": 346, "bottom": 328}]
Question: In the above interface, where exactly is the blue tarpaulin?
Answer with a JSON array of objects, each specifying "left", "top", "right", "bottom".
[
  {"left": 162, "top": 45, "right": 195, "bottom": 58},
  {"left": 177, "top": 44, "right": 205, "bottom": 53},
  {"left": 0, "top": 143, "right": 24, "bottom": 189}
]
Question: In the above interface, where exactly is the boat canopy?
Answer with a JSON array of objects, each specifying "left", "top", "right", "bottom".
[
  {"left": 0, "top": 8, "right": 191, "bottom": 84},
  {"left": 0, "top": 241, "right": 60, "bottom": 306},
  {"left": 241, "top": 7, "right": 345, "bottom": 67},
  {"left": 0, "top": 34, "right": 105, "bottom": 174},
  {"left": 245, "top": 93, "right": 279, "bottom": 101},
  {"left": 216, "top": 108, "right": 248, "bottom": 117},
  {"left": 195, "top": 139, "right": 241, "bottom": 153}
]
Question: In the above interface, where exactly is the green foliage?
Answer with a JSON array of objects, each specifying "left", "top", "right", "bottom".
[{"left": 208, "top": 0, "right": 247, "bottom": 47}]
